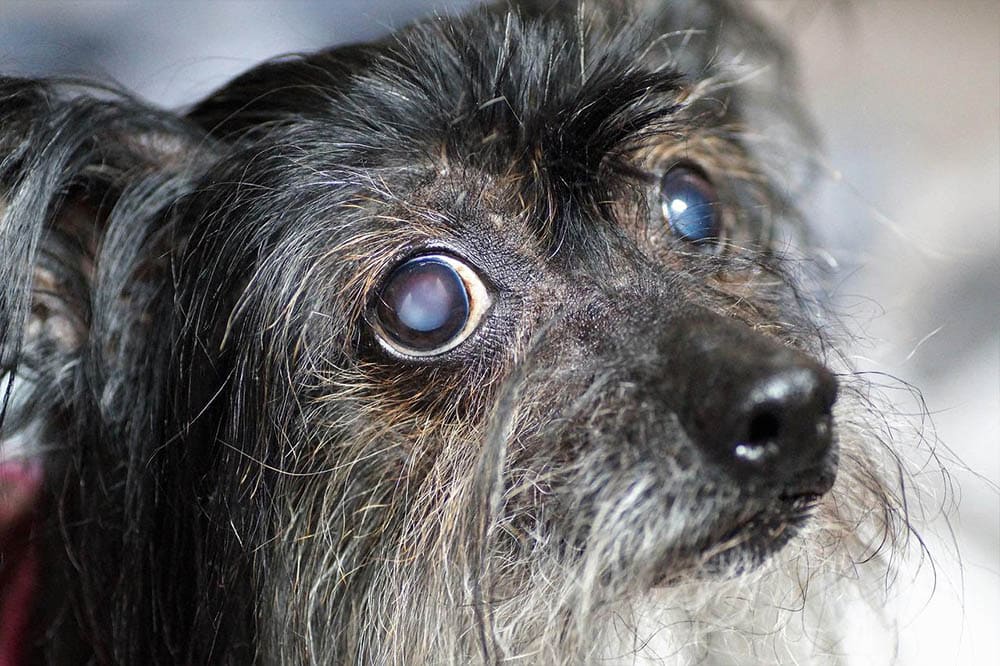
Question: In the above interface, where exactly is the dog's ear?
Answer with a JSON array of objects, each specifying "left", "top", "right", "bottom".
[
  {"left": 187, "top": 44, "right": 376, "bottom": 140},
  {"left": 0, "top": 77, "right": 207, "bottom": 433}
]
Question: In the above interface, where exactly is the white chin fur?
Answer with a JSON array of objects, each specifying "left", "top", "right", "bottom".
[{"left": 600, "top": 557, "right": 897, "bottom": 666}]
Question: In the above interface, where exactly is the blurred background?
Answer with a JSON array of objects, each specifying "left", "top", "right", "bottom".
[{"left": 1, "top": 1, "right": 996, "bottom": 663}]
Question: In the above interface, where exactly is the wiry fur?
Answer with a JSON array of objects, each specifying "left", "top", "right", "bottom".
[{"left": 0, "top": 2, "right": 922, "bottom": 664}]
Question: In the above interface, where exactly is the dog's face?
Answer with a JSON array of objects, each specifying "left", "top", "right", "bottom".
[
  {"left": 1, "top": 2, "right": 908, "bottom": 664},
  {"left": 189, "top": 0, "right": 836, "bottom": 552}
]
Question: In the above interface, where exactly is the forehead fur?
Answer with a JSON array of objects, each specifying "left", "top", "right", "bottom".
[
  {"left": 196, "top": 10, "right": 693, "bottom": 155},
  {"left": 366, "top": 12, "right": 687, "bottom": 171},
  {"left": 188, "top": 9, "right": 720, "bottom": 242}
]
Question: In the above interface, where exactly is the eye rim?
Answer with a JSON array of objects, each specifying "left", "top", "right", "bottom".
[
  {"left": 371, "top": 252, "right": 493, "bottom": 359},
  {"left": 658, "top": 160, "right": 727, "bottom": 251}
]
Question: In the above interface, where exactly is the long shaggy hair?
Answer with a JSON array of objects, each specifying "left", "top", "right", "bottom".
[{"left": 1, "top": 1, "right": 924, "bottom": 664}]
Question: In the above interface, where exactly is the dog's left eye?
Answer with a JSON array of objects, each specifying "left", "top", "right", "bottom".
[
  {"left": 659, "top": 163, "right": 723, "bottom": 247},
  {"left": 374, "top": 254, "right": 491, "bottom": 357}
]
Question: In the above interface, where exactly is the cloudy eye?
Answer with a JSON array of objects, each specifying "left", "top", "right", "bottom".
[
  {"left": 374, "top": 254, "right": 491, "bottom": 357},
  {"left": 659, "top": 163, "right": 723, "bottom": 247}
]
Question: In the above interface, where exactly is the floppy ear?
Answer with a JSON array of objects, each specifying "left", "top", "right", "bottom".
[
  {"left": 187, "top": 44, "right": 376, "bottom": 139},
  {"left": 0, "top": 78, "right": 231, "bottom": 661},
  {"left": 0, "top": 77, "right": 207, "bottom": 436}
]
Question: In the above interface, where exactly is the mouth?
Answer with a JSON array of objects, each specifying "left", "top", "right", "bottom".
[
  {"left": 699, "top": 492, "right": 821, "bottom": 573},
  {"left": 649, "top": 489, "right": 825, "bottom": 586},
  {"left": 653, "top": 493, "right": 822, "bottom": 588},
  {"left": 691, "top": 455, "right": 839, "bottom": 574}
]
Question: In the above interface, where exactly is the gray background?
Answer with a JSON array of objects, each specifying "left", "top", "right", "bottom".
[{"left": 1, "top": 1, "right": 996, "bottom": 663}]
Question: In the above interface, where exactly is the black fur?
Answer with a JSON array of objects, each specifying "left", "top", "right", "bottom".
[{"left": 1, "top": 2, "right": 909, "bottom": 664}]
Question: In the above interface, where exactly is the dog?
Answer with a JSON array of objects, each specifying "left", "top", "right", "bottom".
[{"left": 0, "top": 1, "right": 920, "bottom": 664}]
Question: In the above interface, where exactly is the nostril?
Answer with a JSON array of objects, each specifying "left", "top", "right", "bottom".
[
  {"left": 733, "top": 407, "right": 782, "bottom": 466},
  {"left": 729, "top": 367, "right": 838, "bottom": 477},
  {"left": 746, "top": 408, "right": 781, "bottom": 444}
]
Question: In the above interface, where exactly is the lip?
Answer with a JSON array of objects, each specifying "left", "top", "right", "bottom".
[
  {"left": 699, "top": 493, "right": 821, "bottom": 573},
  {"left": 779, "top": 461, "right": 839, "bottom": 499},
  {"left": 648, "top": 492, "right": 823, "bottom": 587}
]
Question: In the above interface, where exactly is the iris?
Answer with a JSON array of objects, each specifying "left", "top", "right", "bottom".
[
  {"left": 376, "top": 255, "right": 471, "bottom": 353},
  {"left": 660, "top": 164, "right": 722, "bottom": 245}
]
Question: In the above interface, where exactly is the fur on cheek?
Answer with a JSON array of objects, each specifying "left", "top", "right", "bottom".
[{"left": 249, "top": 357, "right": 914, "bottom": 666}]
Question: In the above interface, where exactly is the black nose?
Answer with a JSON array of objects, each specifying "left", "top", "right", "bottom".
[
  {"left": 659, "top": 313, "right": 839, "bottom": 491},
  {"left": 720, "top": 363, "right": 837, "bottom": 484}
]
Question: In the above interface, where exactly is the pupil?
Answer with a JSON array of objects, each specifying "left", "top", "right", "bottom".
[
  {"left": 660, "top": 167, "right": 720, "bottom": 244},
  {"left": 377, "top": 256, "right": 470, "bottom": 352}
]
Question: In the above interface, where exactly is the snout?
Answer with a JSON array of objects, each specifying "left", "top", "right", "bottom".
[{"left": 657, "top": 312, "right": 839, "bottom": 495}]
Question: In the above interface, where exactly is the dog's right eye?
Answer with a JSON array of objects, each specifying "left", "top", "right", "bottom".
[{"left": 373, "top": 254, "right": 491, "bottom": 357}]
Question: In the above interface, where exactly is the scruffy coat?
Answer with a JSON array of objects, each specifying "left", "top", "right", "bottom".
[{"left": 0, "top": 1, "right": 916, "bottom": 664}]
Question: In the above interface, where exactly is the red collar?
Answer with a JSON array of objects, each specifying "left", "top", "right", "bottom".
[{"left": 0, "top": 461, "right": 41, "bottom": 666}]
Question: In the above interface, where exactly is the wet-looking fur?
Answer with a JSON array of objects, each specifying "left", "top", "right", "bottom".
[{"left": 1, "top": 1, "right": 919, "bottom": 664}]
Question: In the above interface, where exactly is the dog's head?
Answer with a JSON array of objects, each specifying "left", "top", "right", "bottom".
[{"left": 1, "top": 2, "right": 913, "bottom": 664}]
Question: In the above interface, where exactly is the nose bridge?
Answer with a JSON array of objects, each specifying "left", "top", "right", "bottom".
[
  {"left": 559, "top": 261, "right": 698, "bottom": 338},
  {"left": 647, "top": 309, "right": 839, "bottom": 491},
  {"left": 547, "top": 254, "right": 838, "bottom": 491}
]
